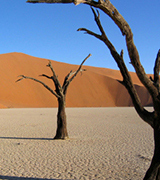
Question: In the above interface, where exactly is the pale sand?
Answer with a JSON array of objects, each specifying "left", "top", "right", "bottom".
[{"left": 0, "top": 107, "right": 154, "bottom": 180}]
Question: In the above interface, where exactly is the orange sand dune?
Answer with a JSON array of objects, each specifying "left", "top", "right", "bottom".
[{"left": 0, "top": 52, "right": 152, "bottom": 108}]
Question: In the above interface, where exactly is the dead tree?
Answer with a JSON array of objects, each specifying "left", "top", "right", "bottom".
[
  {"left": 27, "top": 0, "right": 160, "bottom": 179},
  {"left": 17, "top": 54, "right": 91, "bottom": 140},
  {"left": 77, "top": 9, "right": 160, "bottom": 180}
]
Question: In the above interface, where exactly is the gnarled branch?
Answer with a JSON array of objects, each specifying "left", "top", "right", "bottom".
[
  {"left": 79, "top": 8, "right": 154, "bottom": 127},
  {"left": 153, "top": 50, "right": 160, "bottom": 92},
  {"left": 16, "top": 75, "right": 60, "bottom": 98},
  {"left": 40, "top": 74, "right": 52, "bottom": 79},
  {"left": 77, "top": 28, "right": 102, "bottom": 40},
  {"left": 47, "top": 61, "right": 63, "bottom": 95}
]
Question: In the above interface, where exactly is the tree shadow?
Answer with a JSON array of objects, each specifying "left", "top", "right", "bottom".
[
  {"left": 0, "top": 137, "right": 53, "bottom": 141},
  {"left": 0, "top": 175, "right": 58, "bottom": 180}
]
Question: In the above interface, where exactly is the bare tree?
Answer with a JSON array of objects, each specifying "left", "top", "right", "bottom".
[
  {"left": 17, "top": 54, "right": 91, "bottom": 140},
  {"left": 77, "top": 9, "right": 160, "bottom": 180}
]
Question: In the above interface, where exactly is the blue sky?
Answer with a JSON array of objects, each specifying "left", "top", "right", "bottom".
[{"left": 0, "top": 1, "right": 159, "bottom": 73}]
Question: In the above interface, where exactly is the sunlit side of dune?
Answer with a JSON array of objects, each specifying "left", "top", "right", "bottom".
[{"left": 0, "top": 52, "right": 152, "bottom": 108}]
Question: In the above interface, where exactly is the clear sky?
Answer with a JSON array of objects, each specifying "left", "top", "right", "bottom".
[{"left": 0, "top": 1, "right": 159, "bottom": 73}]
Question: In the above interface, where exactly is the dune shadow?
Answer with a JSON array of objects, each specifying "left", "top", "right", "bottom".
[
  {"left": 0, "top": 137, "right": 53, "bottom": 141},
  {"left": 0, "top": 175, "right": 58, "bottom": 180}
]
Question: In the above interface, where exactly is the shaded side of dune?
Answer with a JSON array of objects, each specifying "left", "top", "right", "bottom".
[{"left": 0, "top": 52, "right": 152, "bottom": 108}]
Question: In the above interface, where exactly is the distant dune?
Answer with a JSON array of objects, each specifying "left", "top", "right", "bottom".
[{"left": 0, "top": 52, "right": 152, "bottom": 108}]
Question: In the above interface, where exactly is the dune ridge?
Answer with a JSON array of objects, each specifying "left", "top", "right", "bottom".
[{"left": 0, "top": 52, "right": 152, "bottom": 108}]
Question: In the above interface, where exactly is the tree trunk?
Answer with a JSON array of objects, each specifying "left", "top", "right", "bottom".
[
  {"left": 144, "top": 119, "right": 160, "bottom": 180},
  {"left": 54, "top": 97, "right": 69, "bottom": 140}
]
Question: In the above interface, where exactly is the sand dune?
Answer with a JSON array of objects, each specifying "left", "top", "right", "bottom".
[{"left": 0, "top": 52, "right": 152, "bottom": 108}]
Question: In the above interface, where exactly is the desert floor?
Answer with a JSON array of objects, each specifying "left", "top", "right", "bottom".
[{"left": 0, "top": 107, "right": 154, "bottom": 180}]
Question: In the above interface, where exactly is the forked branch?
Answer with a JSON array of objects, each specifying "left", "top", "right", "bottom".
[
  {"left": 63, "top": 68, "right": 86, "bottom": 87},
  {"left": 68, "top": 53, "right": 91, "bottom": 83},
  {"left": 62, "top": 54, "right": 91, "bottom": 94},
  {"left": 47, "top": 61, "right": 63, "bottom": 91}
]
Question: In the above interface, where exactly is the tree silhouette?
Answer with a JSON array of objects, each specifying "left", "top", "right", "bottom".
[
  {"left": 17, "top": 54, "right": 91, "bottom": 139},
  {"left": 27, "top": 1, "right": 160, "bottom": 179}
]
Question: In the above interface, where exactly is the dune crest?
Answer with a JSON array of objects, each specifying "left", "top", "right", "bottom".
[{"left": 0, "top": 52, "right": 152, "bottom": 108}]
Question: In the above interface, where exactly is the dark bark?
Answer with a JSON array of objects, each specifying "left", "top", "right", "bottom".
[
  {"left": 144, "top": 120, "right": 160, "bottom": 180},
  {"left": 27, "top": 0, "right": 73, "bottom": 4},
  {"left": 54, "top": 96, "right": 69, "bottom": 139},
  {"left": 79, "top": 7, "right": 159, "bottom": 179},
  {"left": 80, "top": 9, "right": 160, "bottom": 178}
]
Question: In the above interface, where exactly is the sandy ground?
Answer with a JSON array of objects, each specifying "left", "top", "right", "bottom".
[{"left": 0, "top": 107, "right": 154, "bottom": 180}]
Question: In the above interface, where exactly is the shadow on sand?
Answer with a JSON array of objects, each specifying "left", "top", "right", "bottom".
[
  {"left": 0, "top": 137, "right": 53, "bottom": 141},
  {"left": 0, "top": 176, "right": 58, "bottom": 180}
]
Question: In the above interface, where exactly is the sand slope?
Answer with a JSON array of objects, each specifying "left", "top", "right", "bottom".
[{"left": 0, "top": 52, "right": 152, "bottom": 108}]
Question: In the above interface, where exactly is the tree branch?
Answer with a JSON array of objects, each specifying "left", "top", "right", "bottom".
[
  {"left": 153, "top": 49, "right": 160, "bottom": 92},
  {"left": 90, "top": 7, "right": 106, "bottom": 37},
  {"left": 77, "top": 7, "right": 106, "bottom": 41},
  {"left": 26, "top": 0, "right": 88, "bottom": 5},
  {"left": 16, "top": 75, "right": 60, "bottom": 98},
  {"left": 79, "top": 8, "right": 154, "bottom": 127},
  {"left": 47, "top": 61, "right": 63, "bottom": 94},
  {"left": 27, "top": 0, "right": 73, "bottom": 4},
  {"left": 77, "top": 28, "right": 102, "bottom": 41},
  {"left": 68, "top": 53, "right": 91, "bottom": 82},
  {"left": 40, "top": 74, "right": 52, "bottom": 79},
  {"left": 62, "top": 69, "right": 86, "bottom": 88},
  {"left": 62, "top": 54, "right": 91, "bottom": 94}
]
